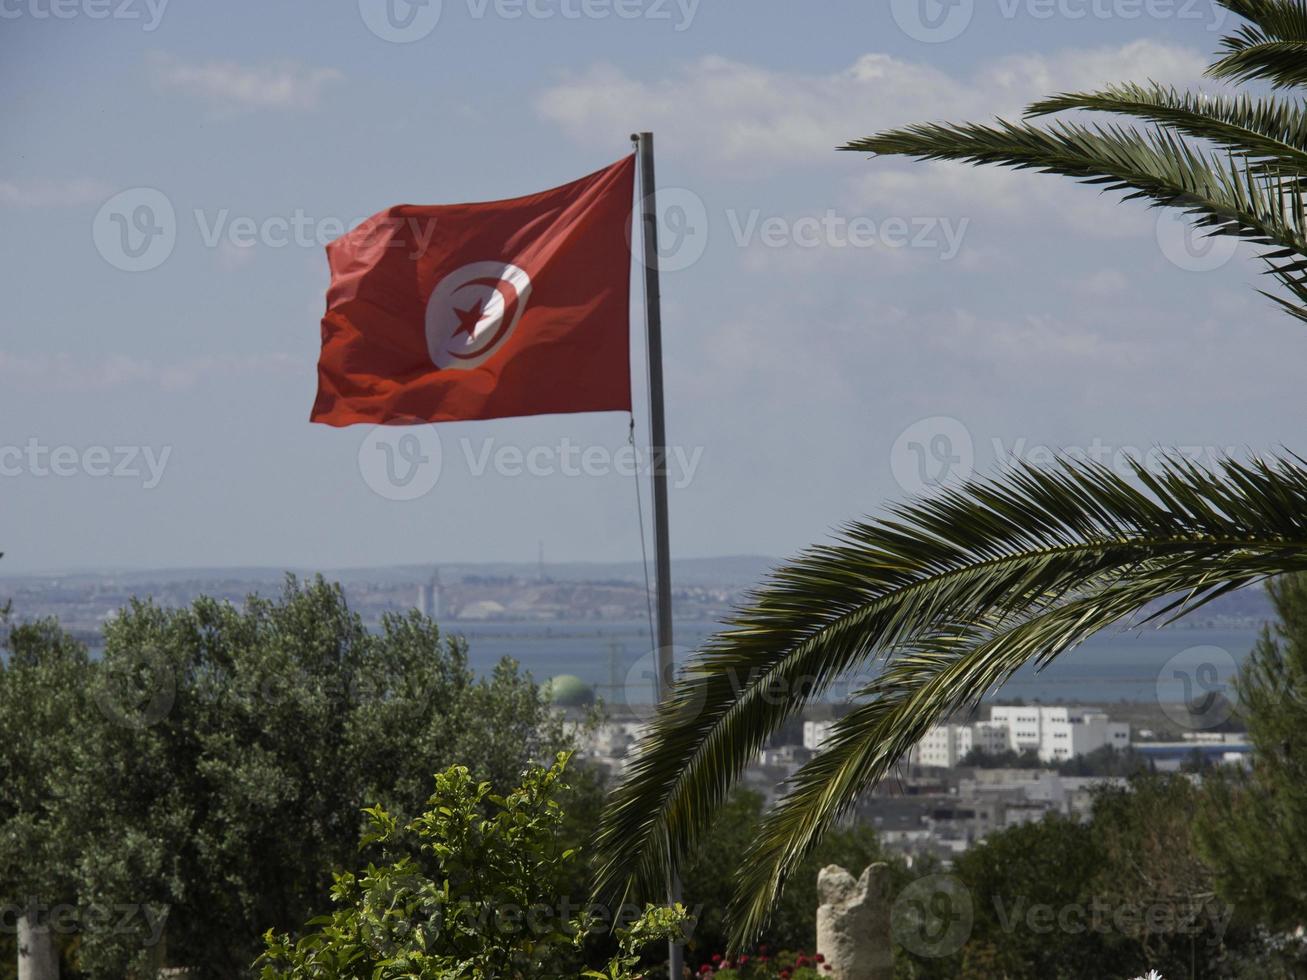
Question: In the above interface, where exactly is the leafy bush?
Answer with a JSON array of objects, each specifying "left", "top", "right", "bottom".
[{"left": 258, "top": 753, "right": 686, "bottom": 979}]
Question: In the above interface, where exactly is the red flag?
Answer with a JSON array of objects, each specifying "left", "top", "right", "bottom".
[{"left": 311, "top": 156, "right": 636, "bottom": 426}]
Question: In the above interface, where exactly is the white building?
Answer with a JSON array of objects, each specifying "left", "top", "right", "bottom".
[
  {"left": 913, "top": 724, "right": 974, "bottom": 768},
  {"left": 908, "top": 708, "right": 1130, "bottom": 769},
  {"left": 416, "top": 569, "right": 442, "bottom": 619},
  {"left": 803, "top": 720, "right": 835, "bottom": 751},
  {"left": 971, "top": 721, "right": 1009, "bottom": 755},
  {"left": 987, "top": 705, "right": 1130, "bottom": 763},
  {"left": 757, "top": 744, "right": 815, "bottom": 768}
]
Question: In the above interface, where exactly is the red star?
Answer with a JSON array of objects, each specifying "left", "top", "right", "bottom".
[{"left": 452, "top": 298, "right": 485, "bottom": 340}]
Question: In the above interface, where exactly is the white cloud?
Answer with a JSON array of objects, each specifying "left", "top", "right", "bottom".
[
  {"left": 538, "top": 41, "right": 1209, "bottom": 173},
  {"left": 216, "top": 239, "right": 258, "bottom": 271},
  {"left": 538, "top": 54, "right": 957, "bottom": 173},
  {"left": 845, "top": 160, "right": 1154, "bottom": 241},
  {"left": 148, "top": 52, "right": 343, "bottom": 112},
  {"left": 973, "top": 39, "right": 1208, "bottom": 107},
  {"left": 1074, "top": 267, "right": 1131, "bottom": 297},
  {"left": 0, "top": 178, "right": 113, "bottom": 208},
  {"left": 0, "top": 351, "right": 299, "bottom": 392},
  {"left": 926, "top": 308, "right": 1148, "bottom": 370}
]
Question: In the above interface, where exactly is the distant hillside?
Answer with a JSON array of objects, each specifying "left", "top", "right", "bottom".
[
  {"left": 0, "top": 559, "right": 1275, "bottom": 634},
  {"left": 2, "top": 555, "right": 779, "bottom": 589}
]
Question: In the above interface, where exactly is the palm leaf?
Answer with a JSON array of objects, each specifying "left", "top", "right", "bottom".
[
  {"left": 596, "top": 0, "right": 1307, "bottom": 949},
  {"left": 1218, "top": 0, "right": 1307, "bottom": 41},
  {"left": 843, "top": 120, "right": 1307, "bottom": 317},
  {"left": 842, "top": 120, "right": 1306, "bottom": 252},
  {"left": 1211, "top": 39, "right": 1307, "bottom": 88},
  {"left": 1028, "top": 83, "right": 1307, "bottom": 177},
  {"left": 594, "top": 456, "right": 1307, "bottom": 946},
  {"left": 1212, "top": 1, "right": 1307, "bottom": 87}
]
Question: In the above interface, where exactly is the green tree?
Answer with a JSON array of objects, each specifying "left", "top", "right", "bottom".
[
  {"left": 957, "top": 748, "right": 1044, "bottom": 770},
  {"left": 4, "top": 577, "right": 574, "bottom": 978},
  {"left": 1055, "top": 746, "right": 1151, "bottom": 778},
  {"left": 0, "top": 612, "right": 92, "bottom": 980},
  {"left": 929, "top": 779, "right": 1252, "bottom": 980},
  {"left": 677, "top": 789, "right": 898, "bottom": 962},
  {"left": 1198, "top": 573, "right": 1307, "bottom": 934},
  {"left": 1088, "top": 777, "right": 1241, "bottom": 978},
  {"left": 948, "top": 815, "right": 1118, "bottom": 979},
  {"left": 258, "top": 754, "right": 686, "bottom": 980},
  {"left": 594, "top": 0, "right": 1307, "bottom": 947}
]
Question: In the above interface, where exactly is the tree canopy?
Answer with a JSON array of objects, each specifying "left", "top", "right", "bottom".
[{"left": 1, "top": 577, "right": 573, "bottom": 978}]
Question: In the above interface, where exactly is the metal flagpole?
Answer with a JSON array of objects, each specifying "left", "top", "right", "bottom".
[{"left": 631, "top": 130, "right": 684, "bottom": 980}]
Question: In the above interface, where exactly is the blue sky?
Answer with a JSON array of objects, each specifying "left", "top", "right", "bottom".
[{"left": 2, "top": 0, "right": 1301, "bottom": 574}]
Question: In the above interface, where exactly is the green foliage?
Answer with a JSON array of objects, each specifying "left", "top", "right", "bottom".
[
  {"left": 582, "top": 905, "right": 689, "bottom": 980},
  {"left": 1, "top": 577, "right": 572, "bottom": 978},
  {"left": 595, "top": 0, "right": 1307, "bottom": 948},
  {"left": 1087, "top": 778, "right": 1237, "bottom": 976},
  {"left": 1198, "top": 573, "right": 1307, "bottom": 934},
  {"left": 1209, "top": 0, "right": 1307, "bottom": 88},
  {"left": 678, "top": 789, "right": 902, "bottom": 959},
  {"left": 960, "top": 744, "right": 1153, "bottom": 778},
  {"left": 0, "top": 613, "right": 93, "bottom": 980},
  {"left": 0, "top": 616, "right": 90, "bottom": 898},
  {"left": 596, "top": 456, "right": 1307, "bottom": 947},
  {"left": 956, "top": 747, "right": 1046, "bottom": 770},
  {"left": 258, "top": 754, "right": 686, "bottom": 980},
  {"left": 903, "top": 780, "right": 1252, "bottom": 980},
  {"left": 847, "top": 0, "right": 1307, "bottom": 321},
  {"left": 947, "top": 814, "right": 1119, "bottom": 979}
]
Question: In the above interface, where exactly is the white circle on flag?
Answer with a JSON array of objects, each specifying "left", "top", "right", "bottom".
[{"left": 425, "top": 261, "right": 533, "bottom": 370}]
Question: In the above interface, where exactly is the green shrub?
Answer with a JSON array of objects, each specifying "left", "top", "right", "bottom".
[{"left": 258, "top": 753, "right": 685, "bottom": 979}]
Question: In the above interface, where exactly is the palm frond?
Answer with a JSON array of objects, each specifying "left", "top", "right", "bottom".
[
  {"left": 1213, "top": 1, "right": 1307, "bottom": 87},
  {"left": 594, "top": 456, "right": 1307, "bottom": 946},
  {"left": 1218, "top": 0, "right": 1307, "bottom": 42},
  {"left": 843, "top": 119, "right": 1307, "bottom": 318},
  {"left": 1212, "top": 39, "right": 1307, "bottom": 88},
  {"left": 1028, "top": 83, "right": 1307, "bottom": 177},
  {"left": 1212, "top": 0, "right": 1307, "bottom": 39},
  {"left": 842, "top": 119, "right": 1307, "bottom": 253}
]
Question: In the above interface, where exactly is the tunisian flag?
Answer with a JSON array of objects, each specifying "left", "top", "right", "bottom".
[{"left": 311, "top": 156, "right": 635, "bottom": 426}]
